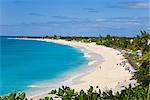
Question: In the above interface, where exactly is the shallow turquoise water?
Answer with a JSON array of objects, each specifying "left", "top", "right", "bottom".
[{"left": 0, "top": 37, "right": 88, "bottom": 95}]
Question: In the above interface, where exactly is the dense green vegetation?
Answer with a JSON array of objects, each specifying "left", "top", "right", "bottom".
[
  {"left": 1, "top": 31, "right": 149, "bottom": 100},
  {"left": 0, "top": 93, "right": 26, "bottom": 100},
  {"left": 47, "top": 85, "right": 149, "bottom": 100}
]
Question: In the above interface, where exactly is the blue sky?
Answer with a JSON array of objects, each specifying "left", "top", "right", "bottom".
[{"left": 0, "top": 0, "right": 150, "bottom": 36}]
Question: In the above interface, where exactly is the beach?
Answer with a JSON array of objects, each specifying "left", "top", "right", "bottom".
[{"left": 18, "top": 38, "right": 136, "bottom": 99}]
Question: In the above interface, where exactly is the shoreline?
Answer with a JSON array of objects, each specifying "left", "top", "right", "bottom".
[{"left": 16, "top": 38, "right": 136, "bottom": 99}]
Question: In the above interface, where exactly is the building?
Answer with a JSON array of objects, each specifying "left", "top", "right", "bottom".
[{"left": 136, "top": 50, "right": 142, "bottom": 57}]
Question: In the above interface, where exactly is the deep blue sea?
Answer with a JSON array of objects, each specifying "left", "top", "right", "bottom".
[{"left": 0, "top": 37, "right": 88, "bottom": 95}]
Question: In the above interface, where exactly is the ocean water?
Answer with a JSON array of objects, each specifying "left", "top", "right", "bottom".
[{"left": 0, "top": 37, "right": 88, "bottom": 95}]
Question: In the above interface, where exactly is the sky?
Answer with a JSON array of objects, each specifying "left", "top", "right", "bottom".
[{"left": 0, "top": 0, "right": 150, "bottom": 36}]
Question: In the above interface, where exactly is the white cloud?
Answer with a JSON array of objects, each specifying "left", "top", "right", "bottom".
[
  {"left": 95, "top": 18, "right": 106, "bottom": 22},
  {"left": 130, "top": 2, "right": 150, "bottom": 9}
]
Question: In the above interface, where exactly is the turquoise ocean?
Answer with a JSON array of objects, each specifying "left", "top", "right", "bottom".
[{"left": 0, "top": 37, "right": 89, "bottom": 95}]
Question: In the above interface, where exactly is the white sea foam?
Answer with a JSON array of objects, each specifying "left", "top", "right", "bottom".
[
  {"left": 84, "top": 53, "right": 91, "bottom": 58},
  {"left": 28, "top": 85, "right": 41, "bottom": 88},
  {"left": 80, "top": 49, "right": 84, "bottom": 52},
  {"left": 88, "top": 61, "right": 97, "bottom": 66}
]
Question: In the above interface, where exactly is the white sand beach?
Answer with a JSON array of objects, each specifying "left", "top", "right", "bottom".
[{"left": 18, "top": 38, "right": 136, "bottom": 99}]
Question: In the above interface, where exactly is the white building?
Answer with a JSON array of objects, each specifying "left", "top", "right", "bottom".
[
  {"left": 148, "top": 39, "right": 150, "bottom": 45},
  {"left": 136, "top": 50, "right": 142, "bottom": 57}
]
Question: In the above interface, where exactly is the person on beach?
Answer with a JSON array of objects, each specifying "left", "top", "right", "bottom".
[{"left": 99, "top": 66, "right": 101, "bottom": 69}]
